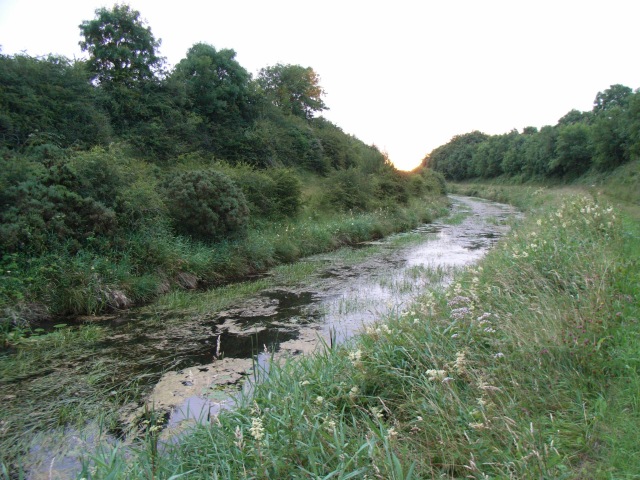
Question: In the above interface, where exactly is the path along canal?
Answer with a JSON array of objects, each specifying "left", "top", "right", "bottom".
[{"left": 22, "top": 195, "right": 520, "bottom": 478}]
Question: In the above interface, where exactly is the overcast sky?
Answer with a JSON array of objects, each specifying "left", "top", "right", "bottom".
[{"left": 1, "top": 0, "right": 638, "bottom": 170}]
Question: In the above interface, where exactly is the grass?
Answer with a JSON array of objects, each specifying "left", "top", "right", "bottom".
[{"left": 75, "top": 181, "right": 640, "bottom": 478}]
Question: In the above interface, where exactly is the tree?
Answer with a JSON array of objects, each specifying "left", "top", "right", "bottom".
[
  {"left": 558, "top": 109, "right": 591, "bottom": 126},
  {"left": 550, "top": 123, "right": 593, "bottom": 176},
  {"left": 0, "top": 53, "right": 111, "bottom": 149},
  {"left": 591, "top": 106, "right": 630, "bottom": 170},
  {"left": 79, "top": 4, "right": 163, "bottom": 87},
  {"left": 257, "top": 64, "right": 327, "bottom": 119},
  {"left": 171, "top": 43, "right": 254, "bottom": 159},
  {"left": 593, "top": 84, "right": 632, "bottom": 114}
]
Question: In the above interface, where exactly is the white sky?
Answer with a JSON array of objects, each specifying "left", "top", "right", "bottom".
[{"left": 1, "top": 0, "right": 638, "bottom": 170}]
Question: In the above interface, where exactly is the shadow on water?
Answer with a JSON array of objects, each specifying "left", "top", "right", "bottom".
[{"left": 23, "top": 195, "right": 520, "bottom": 477}]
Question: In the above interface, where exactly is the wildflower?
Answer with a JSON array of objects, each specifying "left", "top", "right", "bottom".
[
  {"left": 448, "top": 295, "right": 471, "bottom": 307},
  {"left": 386, "top": 427, "right": 398, "bottom": 439},
  {"left": 536, "top": 219, "right": 542, "bottom": 226},
  {"left": 324, "top": 419, "right": 336, "bottom": 432},
  {"left": 450, "top": 307, "right": 471, "bottom": 320},
  {"left": 442, "top": 377, "right": 454, "bottom": 384},
  {"left": 476, "top": 312, "right": 491, "bottom": 322},
  {"left": 348, "top": 349, "right": 362, "bottom": 365},
  {"left": 493, "top": 352, "right": 505, "bottom": 359},
  {"left": 426, "top": 369, "right": 447, "bottom": 381},
  {"left": 483, "top": 327, "right": 496, "bottom": 333},
  {"left": 370, "top": 406, "right": 384, "bottom": 419},
  {"left": 349, "top": 386, "right": 359, "bottom": 399},
  {"left": 451, "top": 333, "right": 459, "bottom": 339},
  {"left": 454, "top": 351, "right": 467, "bottom": 373},
  {"left": 413, "top": 318, "right": 420, "bottom": 324},
  {"left": 249, "top": 417, "right": 265, "bottom": 441},
  {"left": 300, "top": 380, "right": 310, "bottom": 386},
  {"left": 315, "top": 396, "right": 324, "bottom": 405}
]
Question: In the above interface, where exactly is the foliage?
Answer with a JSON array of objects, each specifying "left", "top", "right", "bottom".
[
  {"left": 425, "top": 131, "right": 488, "bottom": 180},
  {"left": 267, "top": 168, "right": 303, "bottom": 217},
  {"left": 550, "top": 122, "right": 594, "bottom": 176},
  {"left": 163, "top": 169, "right": 249, "bottom": 242},
  {"left": 258, "top": 63, "right": 327, "bottom": 119},
  {"left": 0, "top": 3, "right": 441, "bottom": 325},
  {"left": 171, "top": 43, "right": 254, "bottom": 160},
  {"left": 79, "top": 4, "right": 163, "bottom": 87},
  {"left": 0, "top": 156, "right": 117, "bottom": 254},
  {"left": 425, "top": 84, "right": 640, "bottom": 182},
  {"left": 0, "top": 53, "right": 111, "bottom": 149}
]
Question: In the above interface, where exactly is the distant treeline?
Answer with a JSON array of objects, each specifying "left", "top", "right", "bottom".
[{"left": 424, "top": 84, "right": 640, "bottom": 181}]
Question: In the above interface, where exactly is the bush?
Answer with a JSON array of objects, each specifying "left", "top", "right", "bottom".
[
  {"left": 267, "top": 168, "right": 302, "bottom": 217},
  {"left": 421, "top": 169, "right": 447, "bottom": 194},
  {"left": 0, "top": 156, "right": 118, "bottom": 254},
  {"left": 322, "top": 168, "right": 374, "bottom": 212},
  {"left": 164, "top": 169, "right": 249, "bottom": 242}
]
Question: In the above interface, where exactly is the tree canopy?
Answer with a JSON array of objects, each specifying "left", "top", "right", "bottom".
[
  {"left": 425, "top": 84, "right": 640, "bottom": 180},
  {"left": 257, "top": 64, "right": 327, "bottom": 119},
  {"left": 79, "top": 4, "right": 163, "bottom": 87}
]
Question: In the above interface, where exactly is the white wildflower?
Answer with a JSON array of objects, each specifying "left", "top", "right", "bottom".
[
  {"left": 249, "top": 417, "right": 265, "bottom": 441},
  {"left": 426, "top": 369, "right": 447, "bottom": 381}
]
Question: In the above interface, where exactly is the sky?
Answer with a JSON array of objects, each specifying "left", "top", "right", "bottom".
[{"left": 1, "top": 1, "right": 638, "bottom": 170}]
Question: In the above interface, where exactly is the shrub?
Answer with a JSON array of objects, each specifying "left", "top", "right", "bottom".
[
  {"left": 267, "top": 168, "right": 302, "bottom": 217},
  {"left": 322, "top": 168, "right": 374, "bottom": 212},
  {"left": 164, "top": 169, "right": 249, "bottom": 242},
  {"left": 0, "top": 180, "right": 116, "bottom": 252},
  {"left": 421, "top": 169, "right": 447, "bottom": 194}
]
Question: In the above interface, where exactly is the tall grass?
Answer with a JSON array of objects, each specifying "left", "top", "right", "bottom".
[
  {"left": 1, "top": 196, "right": 449, "bottom": 321},
  {"left": 82, "top": 188, "right": 639, "bottom": 478}
]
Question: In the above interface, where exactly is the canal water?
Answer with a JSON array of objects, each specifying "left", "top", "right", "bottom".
[{"left": 26, "top": 195, "right": 520, "bottom": 478}]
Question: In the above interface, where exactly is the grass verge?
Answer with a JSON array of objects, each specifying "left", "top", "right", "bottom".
[{"left": 79, "top": 187, "right": 639, "bottom": 478}]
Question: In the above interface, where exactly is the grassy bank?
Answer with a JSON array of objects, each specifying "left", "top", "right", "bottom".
[{"left": 80, "top": 185, "right": 639, "bottom": 478}]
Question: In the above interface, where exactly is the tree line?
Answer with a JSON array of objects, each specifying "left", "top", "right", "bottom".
[
  {"left": 0, "top": 4, "right": 445, "bottom": 317},
  {"left": 424, "top": 84, "right": 640, "bottom": 181}
]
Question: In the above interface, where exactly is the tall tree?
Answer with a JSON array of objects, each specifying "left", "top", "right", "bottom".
[
  {"left": 593, "top": 84, "right": 632, "bottom": 114},
  {"left": 257, "top": 64, "right": 327, "bottom": 119},
  {"left": 79, "top": 4, "right": 163, "bottom": 87},
  {"left": 171, "top": 43, "right": 255, "bottom": 159}
]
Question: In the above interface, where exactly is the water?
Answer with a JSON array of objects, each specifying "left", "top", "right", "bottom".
[{"left": 24, "top": 195, "right": 519, "bottom": 477}]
